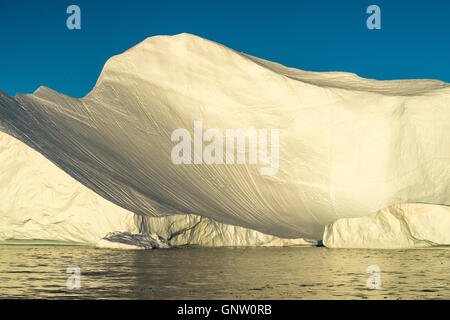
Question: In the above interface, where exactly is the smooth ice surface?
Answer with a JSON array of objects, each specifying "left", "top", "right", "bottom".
[
  {"left": 323, "top": 203, "right": 450, "bottom": 248},
  {"left": 1, "top": 33, "right": 450, "bottom": 241}
]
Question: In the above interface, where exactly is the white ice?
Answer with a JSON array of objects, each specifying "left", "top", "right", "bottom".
[{"left": 323, "top": 203, "right": 450, "bottom": 248}]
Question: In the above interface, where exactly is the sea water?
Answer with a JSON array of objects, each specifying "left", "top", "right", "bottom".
[{"left": 0, "top": 245, "right": 448, "bottom": 299}]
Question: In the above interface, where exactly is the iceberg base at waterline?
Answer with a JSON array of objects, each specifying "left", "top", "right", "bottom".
[
  {"left": 0, "top": 130, "right": 312, "bottom": 247},
  {"left": 96, "top": 232, "right": 171, "bottom": 250},
  {"left": 323, "top": 203, "right": 450, "bottom": 249}
]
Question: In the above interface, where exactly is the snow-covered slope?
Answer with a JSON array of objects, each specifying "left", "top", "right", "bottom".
[
  {"left": 1, "top": 33, "right": 450, "bottom": 243},
  {"left": 323, "top": 203, "right": 450, "bottom": 248}
]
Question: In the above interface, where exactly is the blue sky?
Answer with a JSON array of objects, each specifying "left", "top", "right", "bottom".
[{"left": 1, "top": 0, "right": 449, "bottom": 97}]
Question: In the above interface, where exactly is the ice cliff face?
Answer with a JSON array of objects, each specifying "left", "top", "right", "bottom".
[
  {"left": 134, "top": 214, "right": 312, "bottom": 247},
  {"left": 1, "top": 33, "right": 450, "bottom": 244},
  {"left": 323, "top": 203, "right": 450, "bottom": 248}
]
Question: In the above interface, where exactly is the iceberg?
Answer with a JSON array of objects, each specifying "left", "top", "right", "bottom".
[
  {"left": 1, "top": 33, "right": 450, "bottom": 246},
  {"left": 323, "top": 203, "right": 450, "bottom": 248}
]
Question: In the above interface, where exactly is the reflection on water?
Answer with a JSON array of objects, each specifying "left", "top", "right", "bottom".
[{"left": 0, "top": 245, "right": 448, "bottom": 299}]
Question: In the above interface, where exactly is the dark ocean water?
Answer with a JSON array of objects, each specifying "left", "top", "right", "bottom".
[{"left": 0, "top": 245, "right": 448, "bottom": 299}]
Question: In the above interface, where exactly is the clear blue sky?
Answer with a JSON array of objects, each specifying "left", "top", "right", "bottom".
[{"left": 1, "top": 0, "right": 449, "bottom": 97}]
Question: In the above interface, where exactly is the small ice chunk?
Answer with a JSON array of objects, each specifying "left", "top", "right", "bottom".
[{"left": 96, "top": 231, "right": 171, "bottom": 249}]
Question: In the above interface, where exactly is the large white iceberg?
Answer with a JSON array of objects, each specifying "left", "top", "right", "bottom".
[{"left": 1, "top": 33, "right": 450, "bottom": 246}]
